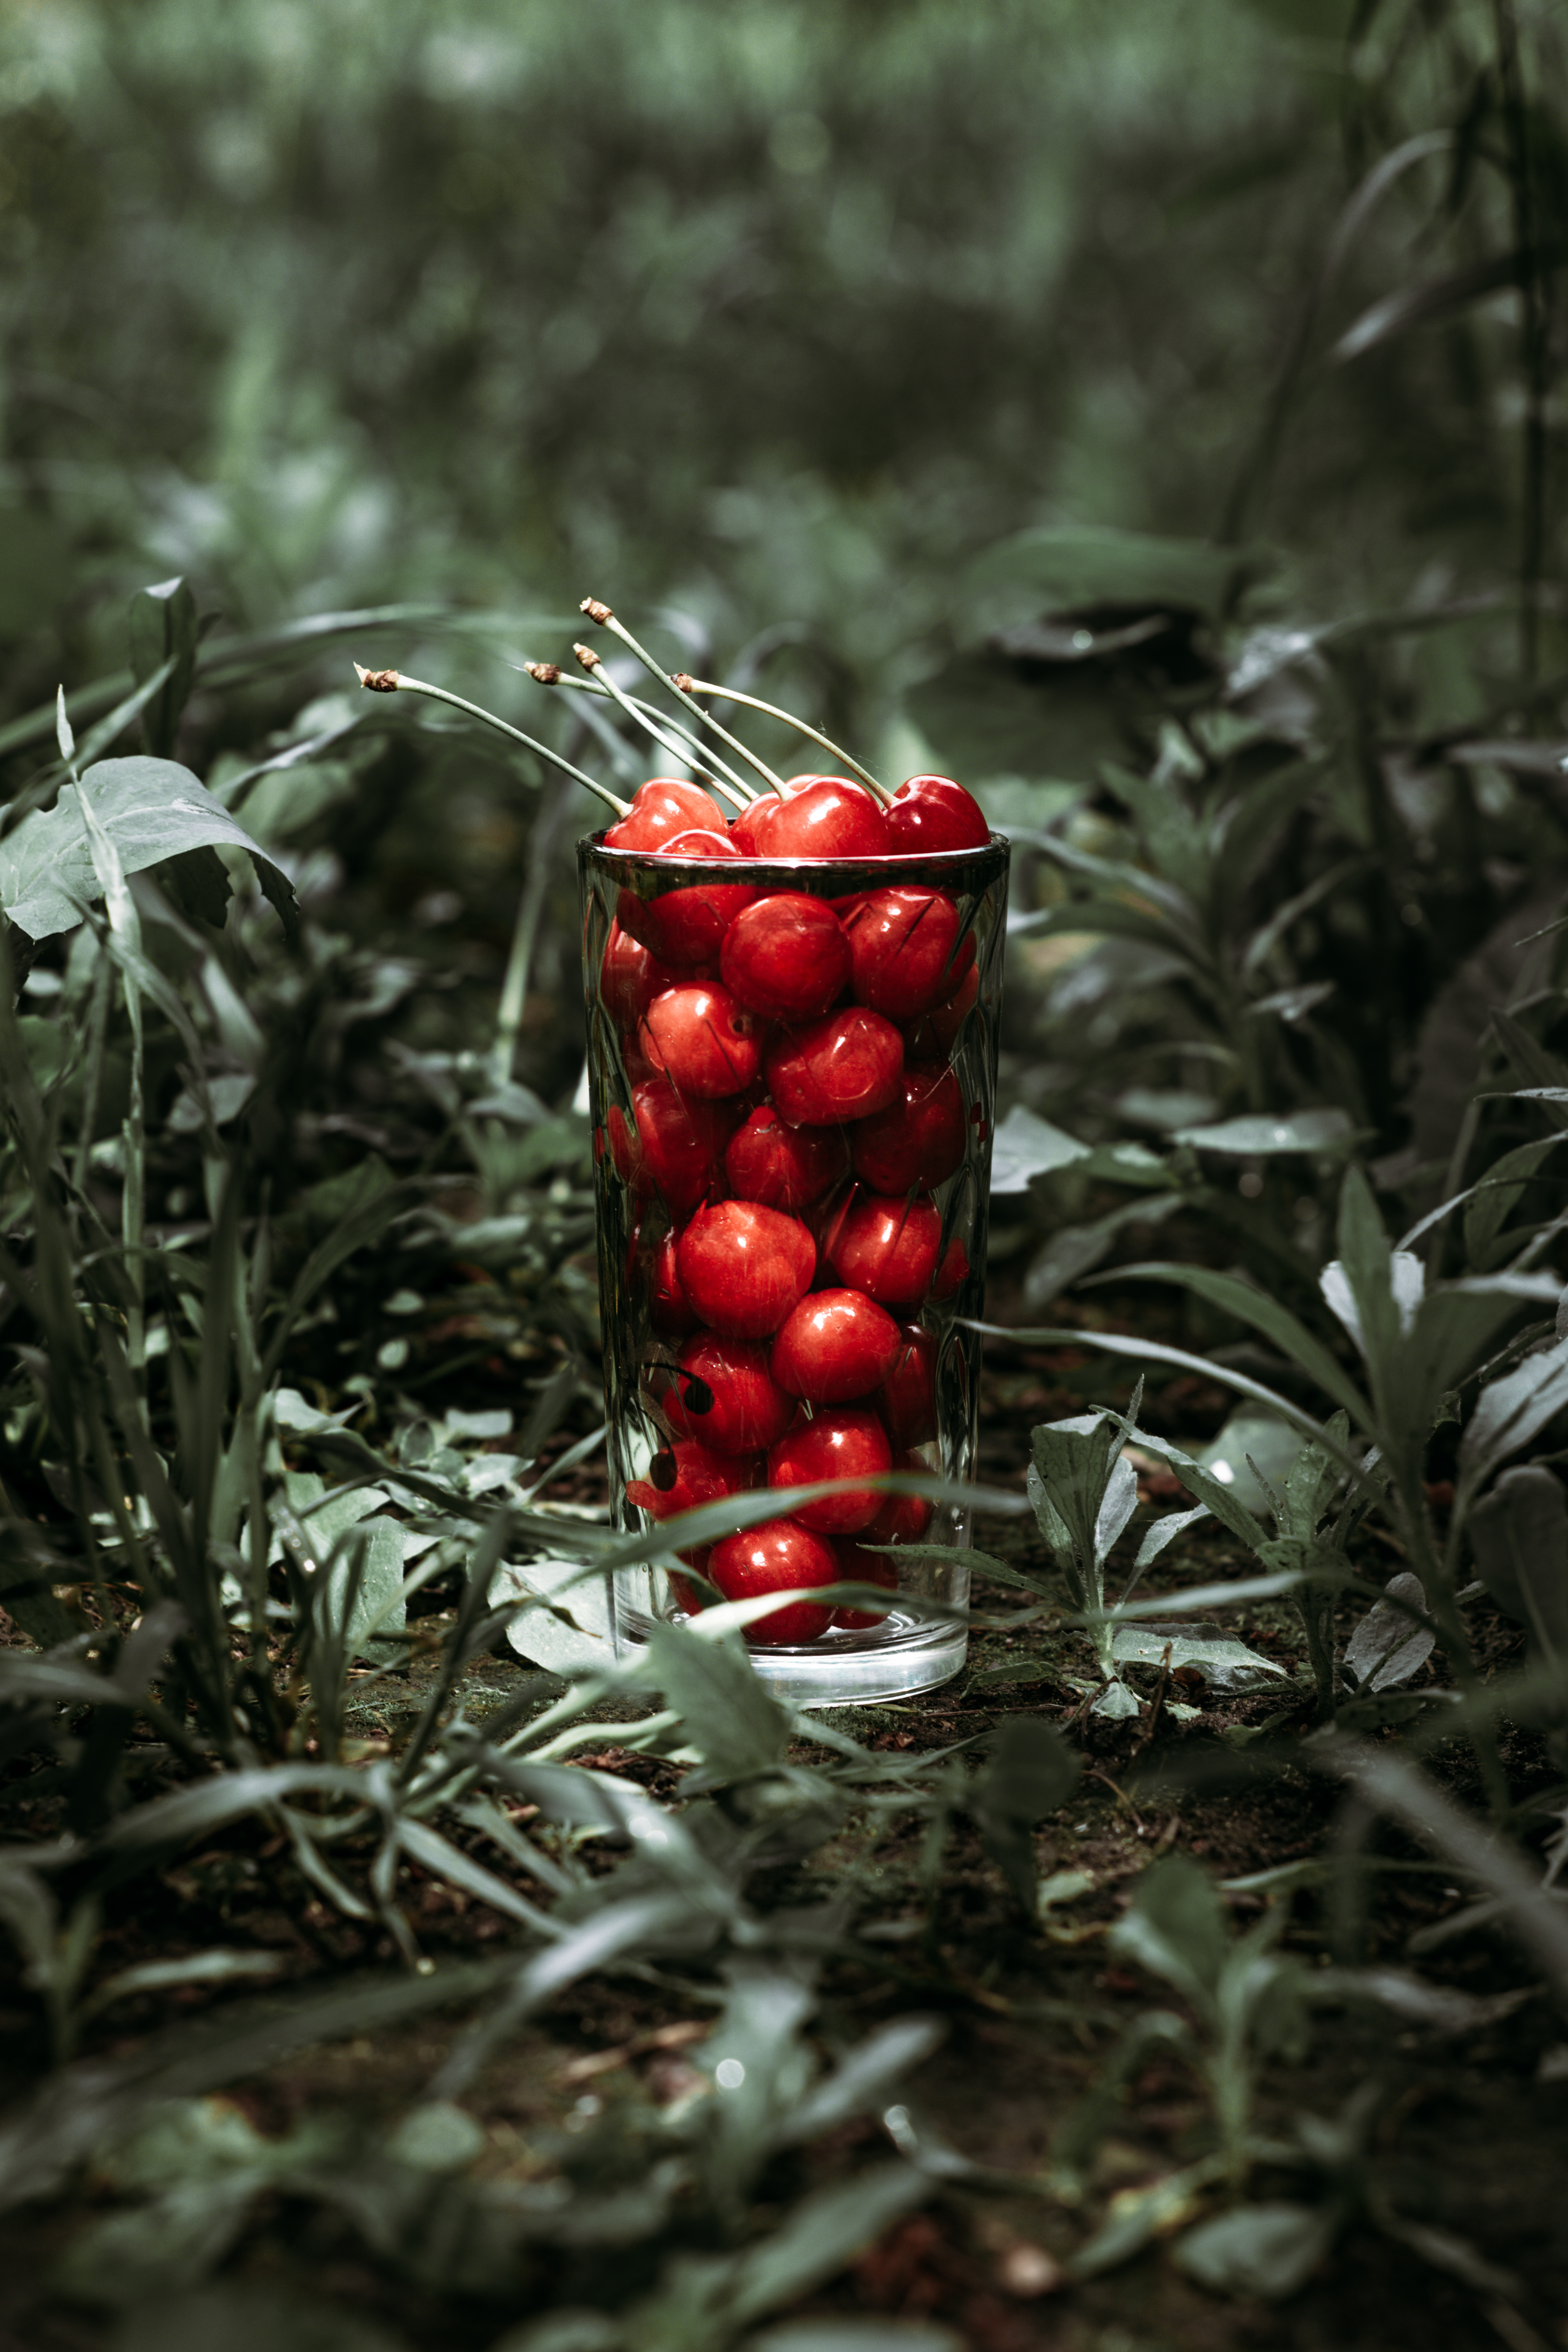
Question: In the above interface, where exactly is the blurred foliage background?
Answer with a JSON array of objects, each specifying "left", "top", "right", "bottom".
[{"left": 1, "top": 0, "right": 1565, "bottom": 1217}]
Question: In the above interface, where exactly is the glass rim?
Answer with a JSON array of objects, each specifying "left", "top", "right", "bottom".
[{"left": 579, "top": 827, "right": 1012, "bottom": 892}]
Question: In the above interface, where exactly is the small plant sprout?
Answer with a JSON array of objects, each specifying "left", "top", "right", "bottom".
[{"left": 352, "top": 662, "right": 630, "bottom": 818}]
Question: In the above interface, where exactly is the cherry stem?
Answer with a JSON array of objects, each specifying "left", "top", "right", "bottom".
[
  {"left": 679, "top": 677, "right": 890, "bottom": 802},
  {"left": 519, "top": 661, "right": 755, "bottom": 810},
  {"left": 571, "top": 645, "right": 749, "bottom": 812},
  {"left": 354, "top": 666, "right": 630, "bottom": 818},
  {"left": 581, "top": 600, "right": 789, "bottom": 797}
]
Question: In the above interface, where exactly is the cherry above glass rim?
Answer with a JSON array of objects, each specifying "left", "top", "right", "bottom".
[{"left": 579, "top": 829, "right": 1012, "bottom": 895}]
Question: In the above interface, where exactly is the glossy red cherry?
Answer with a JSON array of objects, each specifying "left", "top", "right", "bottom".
[
  {"left": 879, "top": 1323, "right": 938, "bottom": 1446},
  {"left": 729, "top": 795, "right": 783, "bottom": 855},
  {"left": 763, "top": 778, "right": 890, "bottom": 861},
  {"left": 638, "top": 1225, "right": 696, "bottom": 1336},
  {"left": 617, "top": 829, "right": 756, "bottom": 966},
  {"left": 851, "top": 1065, "right": 965, "bottom": 1194},
  {"left": 662, "top": 1331, "right": 794, "bottom": 1455},
  {"left": 708, "top": 1517, "right": 838, "bottom": 1642},
  {"left": 600, "top": 920, "right": 679, "bottom": 1032},
  {"left": 604, "top": 777, "right": 726, "bottom": 851},
  {"left": 719, "top": 893, "right": 851, "bottom": 1018},
  {"left": 617, "top": 1077, "right": 730, "bottom": 1216},
  {"left": 907, "top": 962, "right": 980, "bottom": 1056},
  {"left": 844, "top": 888, "right": 974, "bottom": 1021},
  {"left": 863, "top": 1458, "right": 934, "bottom": 1545},
  {"left": 823, "top": 1192, "right": 941, "bottom": 1306},
  {"left": 724, "top": 1105, "right": 847, "bottom": 1211},
  {"left": 641, "top": 983, "right": 762, "bottom": 1099},
  {"left": 934, "top": 1232, "right": 970, "bottom": 1298},
  {"left": 764, "top": 1008, "right": 903, "bottom": 1126},
  {"left": 827, "top": 1539, "right": 899, "bottom": 1629},
  {"left": 884, "top": 775, "right": 990, "bottom": 853},
  {"left": 625, "top": 1436, "right": 747, "bottom": 1522},
  {"left": 770, "top": 1288, "right": 902, "bottom": 1404},
  {"left": 767, "top": 1404, "right": 893, "bottom": 1533},
  {"left": 675, "top": 1200, "right": 817, "bottom": 1338}
]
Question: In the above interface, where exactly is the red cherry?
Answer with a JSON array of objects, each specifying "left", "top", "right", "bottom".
[
  {"left": 934, "top": 1232, "right": 970, "bottom": 1298},
  {"left": 764, "top": 1008, "right": 903, "bottom": 1126},
  {"left": 851, "top": 1064, "right": 965, "bottom": 1193},
  {"left": 879, "top": 1323, "right": 938, "bottom": 1446},
  {"left": 662, "top": 1331, "right": 794, "bottom": 1455},
  {"left": 641, "top": 982, "right": 762, "bottom": 1099},
  {"left": 907, "top": 961, "right": 980, "bottom": 1057},
  {"left": 724, "top": 1104, "right": 847, "bottom": 1211},
  {"left": 767, "top": 1405, "right": 892, "bottom": 1533},
  {"left": 844, "top": 888, "right": 974, "bottom": 1021},
  {"left": 600, "top": 920, "right": 679, "bottom": 1031},
  {"left": 639, "top": 1223, "right": 696, "bottom": 1336},
  {"left": 719, "top": 893, "right": 851, "bottom": 1019},
  {"left": 763, "top": 778, "right": 890, "bottom": 861},
  {"left": 625, "top": 1436, "right": 747, "bottom": 1522},
  {"left": 823, "top": 1192, "right": 941, "bottom": 1306},
  {"left": 621, "top": 1077, "right": 730, "bottom": 1217},
  {"left": 864, "top": 1458, "right": 935, "bottom": 1545},
  {"left": 828, "top": 1539, "right": 899, "bottom": 1628},
  {"left": 884, "top": 775, "right": 990, "bottom": 853},
  {"left": 676, "top": 1199, "right": 816, "bottom": 1338},
  {"left": 617, "top": 830, "right": 756, "bottom": 965},
  {"left": 728, "top": 795, "right": 783, "bottom": 855},
  {"left": 604, "top": 777, "right": 726, "bottom": 851},
  {"left": 770, "top": 1288, "right": 901, "bottom": 1404},
  {"left": 707, "top": 1518, "right": 837, "bottom": 1643}
]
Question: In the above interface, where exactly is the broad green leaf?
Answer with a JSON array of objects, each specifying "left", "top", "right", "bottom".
[
  {"left": 1132, "top": 1503, "right": 1212, "bottom": 1569},
  {"left": 1173, "top": 1109, "right": 1356, "bottom": 1156},
  {"left": 1174, "top": 2201, "right": 1337, "bottom": 2299},
  {"left": 1109, "top": 1855, "right": 1226, "bottom": 2016},
  {"left": 963, "top": 524, "right": 1258, "bottom": 626},
  {"left": 1023, "top": 1194, "right": 1185, "bottom": 1309},
  {"left": 1198, "top": 1410, "right": 1306, "bottom": 1517},
  {"left": 1458, "top": 1335, "right": 1568, "bottom": 1493},
  {"left": 1468, "top": 1467, "right": 1568, "bottom": 1662},
  {"left": 986, "top": 1104, "right": 1089, "bottom": 1193},
  {"left": 1463, "top": 1136, "right": 1563, "bottom": 1270},
  {"left": 1110, "top": 1625, "right": 1285, "bottom": 1687},
  {"left": 1089, "top": 1679, "right": 1142, "bottom": 1720},
  {"left": 1341, "top": 1572, "right": 1435, "bottom": 1693},
  {"left": 642, "top": 1620, "right": 790, "bottom": 1783},
  {"left": 0, "top": 757, "right": 296, "bottom": 942},
  {"left": 1029, "top": 1416, "right": 1123, "bottom": 1577},
  {"left": 729, "top": 2166, "right": 929, "bottom": 2324},
  {"left": 1116, "top": 1426, "right": 1269, "bottom": 1551}
]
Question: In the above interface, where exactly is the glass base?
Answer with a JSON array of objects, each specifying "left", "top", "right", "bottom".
[{"left": 615, "top": 1602, "right": 967, "bottom": 1707}]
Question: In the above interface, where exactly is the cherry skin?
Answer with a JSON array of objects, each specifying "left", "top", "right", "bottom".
[
  {"left": 604, "top": 777, "right": 725, "bottom": 851},
  {"left": 617, "top": 829, "right": 756, "bottom": 965},
  {"left": 844, "top": 888, "right": 974, "bottom": 1021},
  {"left": 728, "top": 795, "right": 784, "bottom": 855},
  {"left": 763, "top": 778, "right": 890, "bottom": 861},
  {"left": 864, "top": 1459, "right": 935, "bottom": 1545},
  {"left": 600, "top": 920, "right": 679, "bottom": 1032},
  {"left": 764, "top": 1007, "right": 903, "bottom": 1126},
  {"left": 625, "top": 1436, "right": 747, "bottom": 1523},
  {"left": 719, "top": 892, "right": 851, "bottom": 1019},
  {"left": 676, "top": 1199, "right": 817, "bottom": 1338},
  {"left": 852, "top": 1064, "right": 965, "bottom": 1193},
  {"left": 906, "top": 961, "right": 979, "bottom": 1056},
  {"left": 828, "top": 1539, "right": 899, "bottom": 1629},
  {"left": 884, "top": 775, "right": 990, "bottom": 853},
  {"left": 641, "top": 982, "right": 762, "bottom": 1099},
  {"left": 879, "top": 1323, "right": 938, "bottom": 1446},
  {"left": 661, "top": 1331, "right": 794, "bottom": 1455},
  {"left": 615, "top": 1077, "right": 731, "bottom": 1217},
  {"left": 934, "top": 1232, "right": 970, "bottom": 1298},
  {"left": 725, "top": 1105, "right": 847, "bottom": 1211},
  {"left": 823, "top": 1192, "right": 941, "bottom": 1306},
  {"left": 706, "top": 1518, "right": 837, "bottom": 1644},
  {"left": 770, "top": 1287, "right": 902, "bottom": 1404},
  {"left": 637, "top": 1225, "right": 696, "bottom": 1337},
  {"left": 767, "top": 1404, "right": 893, "bottom": 1533}
]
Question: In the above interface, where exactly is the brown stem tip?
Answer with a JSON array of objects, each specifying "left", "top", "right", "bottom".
[
  {"left": 580, "top": 598, "right": 614, "bottom": 625},
  {"left": 572, "top": 642, "right": 603, "bottom": 671},
  {"left": 354, "top": 663, "right": 401, "bottom": 693},
  {"left": 673, "top": 673, "right": 697, "bottom": 693},
  {"left": 525, "top": 661, "right": 562, "bottom": 684}
]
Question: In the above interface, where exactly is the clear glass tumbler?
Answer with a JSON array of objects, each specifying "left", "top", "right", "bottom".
[{"left": 579, "top": 827, "right": 1009, "bottom": 1704}]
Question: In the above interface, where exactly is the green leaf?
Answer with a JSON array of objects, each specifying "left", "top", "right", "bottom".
[
  {"left": 1330, "top": 245, "right": 1560, "bottom": 366},
  {"left": 1458, "top": 1335, "right": 1568, "bottom": 1495},
  {"left": 1029, "top": 1416, "right": 1124, "bottom": 1579},
  {"left": 1173, "top": 1110, "right": 1357, "bottom": 1156},
  {"left": 748, "top": 2327, "right": 964, "bottom": 2352},
  {"left": 1069, "top": 2157, "right": 1224, "bottom": 2278},
  {"left": 1023, "top": 1194, "right": 1186, "bottom": 1310},
  {"left": 1174, "top": 2201, "right": 1337, "bottom": 2299},
  {"left": 113, "top": 2284, "right": 413, "bottom": 2352},
  {"left": 1463, "top": 1136, "right": 1563, "bottom": 1270},
  {"left": 1341, "top": 1573, "right": 1435, "bottom": 1693},
  {"left": 1468, "top": 1466, "right": 1568, "bottom": 1661},
  {"left": 1108, "top": 1855, "right": 1227, "bottom": 2017},
  {"left": 1198, "top": 1410, "right": 1306, "bottom": 1518},
  {"left": 729, "top": 2166, "right": 930, "bottom": 2325},
  {"left": 128, "top": 576, "right": 200, "bottom": 759},
  {"left": 0, "top": 757, "right": 296, "bottom": 942},
  {"left": 971, "top": 1717, "right": 1080, "bottom": 1908},
  {"left": 1117, "top": 1427, "right": 1270, "bottom": 1552},
  {"left": 642, "top": 1620, "right": 790, "bottom": 1783},
  {"left": 1109, "top": 1265, "right": 1371, "bottom": 1426},
  {"left": 963, "top": 524, "right": 1259, "bottom": 626},
  {"left": 987, "top": 1104, "right": 1090, "bottom": 1193},
  {"left": 1110, "top": 1625, "right": 1285, "bottom": 1687}
]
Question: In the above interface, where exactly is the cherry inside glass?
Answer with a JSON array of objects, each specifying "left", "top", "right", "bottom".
[{"left": 580, "top": 827, "right": 1010, "bottom": 1705}]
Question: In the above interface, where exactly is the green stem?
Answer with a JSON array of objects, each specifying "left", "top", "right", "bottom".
[
  {"left": 580, "top": 599, "right": 789, "bottom": 795},
  {"left": 520, "top": 662, "right": 756, "bottom": 806},
  {"left": 354, "top": 667, "right": 629, "bottom": 818},
  {"left": 680, "top": 674, "right": 889, "bottom": 800},
  {"left": 565, "top": 649, "right": 753, "bottom": 813},
  {"left": 491, "top": 776, "right": 572, "bottom": 1089}
]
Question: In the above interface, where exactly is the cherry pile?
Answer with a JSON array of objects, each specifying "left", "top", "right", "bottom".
[{"left": 595, "top": 767, "right": 993, "bottom": 1647}]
